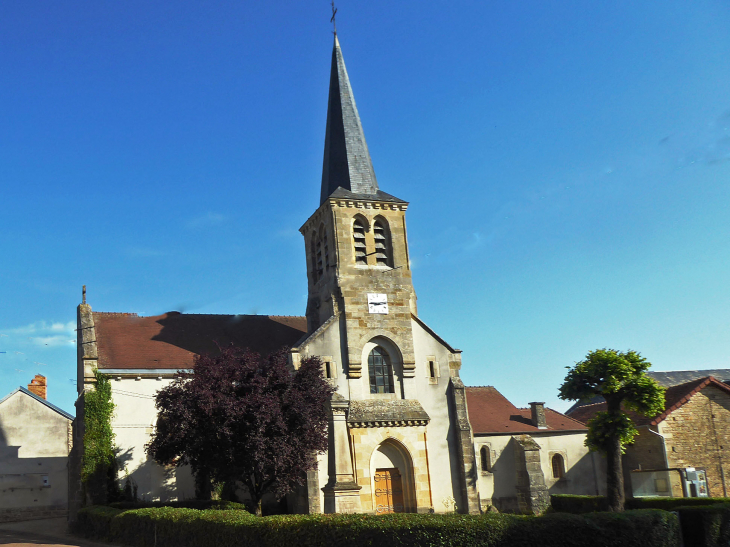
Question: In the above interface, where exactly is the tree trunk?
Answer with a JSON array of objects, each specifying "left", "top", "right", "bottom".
[
  {"left": 255, "top": 498, "right": 263, "bottom": 517},
  {"left": 606, "top": 400, "right": 625, "bottom": 512}
]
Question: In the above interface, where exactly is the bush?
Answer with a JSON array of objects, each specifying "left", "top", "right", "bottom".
[
  {"left": 675, "top": 503, "right": 730, "bottom": 547},
  {"left": 108, "top": 500, "right": 247, "bottom": 511},
  {"left": 626, "top": 497, "right": 730, "bottom": 511},
  {"left": 551, "top": 494, "right": 609, "bottom": 513},
  {"left": 73, "top": 506, "right": 679, "bottom": 547}
]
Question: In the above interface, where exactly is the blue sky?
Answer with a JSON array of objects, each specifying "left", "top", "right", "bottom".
[{"left": 1, "top": 1, "right": 729, "bottom": 415}]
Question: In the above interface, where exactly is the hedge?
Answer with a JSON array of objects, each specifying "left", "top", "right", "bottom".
[
  {"left": 73, "top": 505, "right": 679, "bottom": 547},
  {"left": 108, "top": 500, "right": 247, "bottom": 511},
  {"left": 675, "top": 503, "right": 730, "bottom": 547},
  {"left": 626, "top": 497, "right": 730, "bottom": 511},
  {"left": 552, "top": 494, "right": 730, "bottom": 513},
  {"left": 551, "top": 494, "right": 609, "bottom": 513}
]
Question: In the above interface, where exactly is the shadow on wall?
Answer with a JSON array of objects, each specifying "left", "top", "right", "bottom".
[
  {"left": 122, "top": 457, "right": 180, "bottom": 503},
  {"left": 547, "top": 451, "right": 604, "bottom": 497}
]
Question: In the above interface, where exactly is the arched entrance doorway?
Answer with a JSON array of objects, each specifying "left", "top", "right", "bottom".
[{"left": 370, "top": 439, "right": 416, "bottom": 514}]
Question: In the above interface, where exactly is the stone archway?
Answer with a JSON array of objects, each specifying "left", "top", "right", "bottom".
[{"left": 370, "top": 439, "right": 416, "bottom": 513}]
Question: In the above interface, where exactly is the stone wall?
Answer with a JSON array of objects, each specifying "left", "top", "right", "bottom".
[{"left": 658, "top": 385, "right": 730, "bottom": 497}]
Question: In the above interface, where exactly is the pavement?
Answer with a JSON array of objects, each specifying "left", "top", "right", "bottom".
[{"left": 0, "top": 518, "right": 119, "bottom": 547}]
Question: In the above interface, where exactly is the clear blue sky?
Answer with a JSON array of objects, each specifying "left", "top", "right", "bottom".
[{"left": 1, "top": 1, "right": 729, "bottom": 415}]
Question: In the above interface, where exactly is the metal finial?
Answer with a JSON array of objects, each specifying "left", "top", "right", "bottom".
[
  {"left": 82, "top": 285, "right": 86, "bottom": 304},
  {"left": 330, "top": 1, "right": 338, "bottom": 34}
]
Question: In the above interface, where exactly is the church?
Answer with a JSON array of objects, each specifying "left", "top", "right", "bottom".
[{"left": 73, "top": 34, "right": 480, "bottom": 516}]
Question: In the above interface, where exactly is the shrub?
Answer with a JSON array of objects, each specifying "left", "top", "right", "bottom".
[
  {"left": 626, "top": 497, "right": 730, "bottom": 511},
  {"left": 675, "top": 503, "right": 730, "bottom": 547},
  {"left": 108, "top": 500, "right": 247, "bottom": 511},
  {"left": 73, "top": 506, "right": 679, "bottom": 547},
  {"left": 551, "top": 494, "right": 609, "bottom": 513}
]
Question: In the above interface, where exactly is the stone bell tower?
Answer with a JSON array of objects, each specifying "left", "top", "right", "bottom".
[{"left": 300, "top": 34, "right": 419, "bottom": 396}]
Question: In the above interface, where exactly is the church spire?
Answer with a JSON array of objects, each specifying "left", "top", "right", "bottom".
[{"left": 320, "top": 34, "right": 379, "bottom": 205}]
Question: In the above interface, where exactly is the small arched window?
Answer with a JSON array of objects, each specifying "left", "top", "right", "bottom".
[
  {"left": 373, "top": 219, "right": 393, "bottom": 267},
  {"left": 552, "top": 453, "right": 565, "bottom": 479},
  {"left": 353, "top": 218, "right": 367, "bottom": 265},
  {"left": 368, "top": 346, "right": 394, "bottom": 394},
  {"left": 480, "top": 446, "right": 491, "bottom": 472}
]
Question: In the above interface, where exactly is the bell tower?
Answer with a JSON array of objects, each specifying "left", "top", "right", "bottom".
[{"left": 300, "top": 35, "right": 418, "bottom": 393}]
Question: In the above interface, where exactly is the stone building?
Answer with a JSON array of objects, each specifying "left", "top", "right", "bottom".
[
  {"left": 0, "top": 376, "right": 74, "bottom": 522},
  {"left": 569, "top": 375, "right": 730, "bottom": 498},
  {"left": 466, "top": 386, "right": 605, "bottom": 514},
  {"left": 73, "top": 34, "right": 480, "bottom": 516}
]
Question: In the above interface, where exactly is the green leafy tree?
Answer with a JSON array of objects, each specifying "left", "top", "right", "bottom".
[{"left": 559, "top": 349, "right": 664, "bottom": 512}]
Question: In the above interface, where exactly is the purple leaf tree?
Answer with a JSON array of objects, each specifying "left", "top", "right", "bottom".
[{"left": 146, "top": 347, "right": 334, "bottom": 515}]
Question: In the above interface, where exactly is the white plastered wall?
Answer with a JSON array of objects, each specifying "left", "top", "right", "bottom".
[{"left": 108, "top": 376, "right": 194, "bottom": 502}]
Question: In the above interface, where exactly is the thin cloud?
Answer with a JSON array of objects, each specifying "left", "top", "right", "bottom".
[
  {"left": 3, "top": 321, "right": 76, "bottom": 348},
  {"left": 186, "top": 212, "right": 227, "bottom": 229},
  {"left": 125, "top": 247, "right": 167, "bottom": 258}
]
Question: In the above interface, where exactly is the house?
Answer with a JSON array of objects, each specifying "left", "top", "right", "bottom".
[
  {"left": 568, "top": 376, "right": 730, "bottom": 498},
  {"left": 72, "top": 33, "right": 480, "bottom": 517},
  {"left": 0, "top": 376, "right": 74, "bottom": 522},
  {"left": 466, "top": 386, "right": 605, "bottom": 514}
]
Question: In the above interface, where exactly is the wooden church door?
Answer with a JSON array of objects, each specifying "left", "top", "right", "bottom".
[{"left": 374, "top": 468, "right": 405, "bottom": 514}]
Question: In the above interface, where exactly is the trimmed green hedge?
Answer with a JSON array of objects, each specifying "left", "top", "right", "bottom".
[
  {"left": 73, "top": 505, "right": 679, "bottom": 547},
  {"left": 108, "top": 500, "right": 247, "bottom": 511},
  {"left": 675, "top": 503, "right": 730, "bottom": 547},
  {"left": 552, "top": 494, "right": 730, "bottom": 513},
  {"left": 551, "top": 494, "right": 609, "bottom": 513},
  {"left": 626, "top": 497, "right": 730, "bottom": 511}
]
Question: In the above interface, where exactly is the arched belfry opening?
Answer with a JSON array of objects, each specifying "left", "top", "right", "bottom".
[{"left": 370, "top": 439, "right": 416, "bottom": 514}]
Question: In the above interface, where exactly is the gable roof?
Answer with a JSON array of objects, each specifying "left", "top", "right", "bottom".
[
  {"left": 567, "top": 376, "right": 730, "bottom": 427},
  {"left": 93, "top": 311, "right": 307, "bottom": 370},
  {"left": 465, "top": 386, "right": 587, "bottom": 435},
  {"left": 0, "top": 387, "right": 74, "bottom": 421}
]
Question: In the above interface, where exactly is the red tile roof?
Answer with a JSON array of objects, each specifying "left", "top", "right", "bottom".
[
  {"left": 566, "top": 376, "right": 730, "bottom": 427},
  {"left": 93, "top": 311, "right": 307, "bottom": 370},
  {"left": 465, "top": 386, "right": 587, "bottom": 435}
]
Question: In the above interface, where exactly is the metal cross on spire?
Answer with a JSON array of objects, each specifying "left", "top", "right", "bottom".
[{"left": 330, "top": 1, "right": 338, "bottom": 34}]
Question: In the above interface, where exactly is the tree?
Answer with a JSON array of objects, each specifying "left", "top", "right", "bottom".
[
  {"left": 559, "top": 349, "right": 664, "bottom": 512},
  {"left": 146, "top": 347, "right": 335, "bottom": 515}
]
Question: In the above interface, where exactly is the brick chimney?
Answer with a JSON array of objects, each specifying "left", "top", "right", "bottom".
[
  {"left": 529, "top": 402, "right": 547, "bottom": 429},
  {"left": 28, "top": 374, "right": 47, "bottom": 400}
]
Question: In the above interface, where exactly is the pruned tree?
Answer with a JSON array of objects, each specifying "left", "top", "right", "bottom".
[
  {"left": 146, "top": 347, "right": 334, "bottom": 515},
  {"left": 559, "top": 349, "right": 664, "bottom": 512}
]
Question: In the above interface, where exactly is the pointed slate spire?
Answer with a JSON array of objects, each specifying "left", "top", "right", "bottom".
[{"left": 320, "top": 34, "right": 379, "bottom": 204}]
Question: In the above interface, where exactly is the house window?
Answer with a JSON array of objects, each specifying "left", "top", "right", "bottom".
[
  {"left": 552, "top": 454, "right": 565, "bottom": 479},
  {"left": 368, "top": 346, "right": 394, "bottom": 394},
  {"left": 480, "top": 446, "right": 491, "bottom": 472},
  {"left": 373, "top": 219, "right": 393, "bottom": 267},
  {"left": 353, "top": 218, "right": 367, "bottom": 265}
]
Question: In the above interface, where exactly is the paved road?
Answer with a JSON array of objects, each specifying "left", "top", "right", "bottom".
[{"left": 0, "top": 518, "right": 118, "bottom": 547}]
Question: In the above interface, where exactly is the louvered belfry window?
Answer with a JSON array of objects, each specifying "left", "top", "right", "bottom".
[
  {"left": 311, "top": 234, "right": 319, "bottom": 282},
  {"left": 315, "top": 227, "right": 324, "bottom": 279},
  {"left": 368, "top": 346, "right": 394, "bottom": 394},
  {"left": 373, "top": 219, "right": 392, "bottom": 267},
  {"left": 321, "top": 226, "right": 330, "bottom": 271},
  {"left": 353, "top": 219, "right": 367, "bottom": 265}
]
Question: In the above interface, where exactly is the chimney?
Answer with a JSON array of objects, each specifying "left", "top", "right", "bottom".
[
  {"left": 28, "top": 374, "right": 47, "bottom": 400},
  {"left": 529, "top": 402, "right": 547, "bottom": 429}
]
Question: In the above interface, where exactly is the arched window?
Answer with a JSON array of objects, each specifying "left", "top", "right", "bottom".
[
  {"left": 353, "top": 218, "right": 367, "bottom": 265},
  {"left": 373, "top": 219, "right": 393, "bottom": 267},
  {"left": 552, "top": 454, "right": 565, "bottom": 479},
  {"left": 368, "top": 346, "right": 394, "bottom": 394},
  {"left": 480, "top": 446, "right": 491, "bottom": 472}
]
